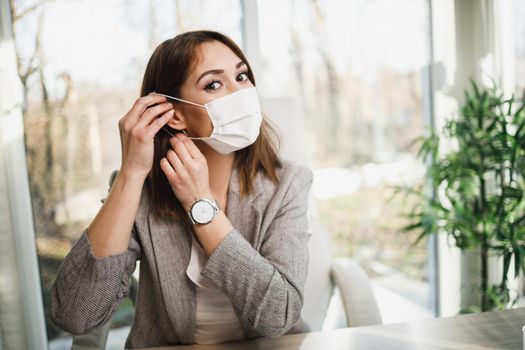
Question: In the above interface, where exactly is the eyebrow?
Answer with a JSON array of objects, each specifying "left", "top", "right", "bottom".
[{"left": 195, "top": 61, "right": 247, "bottom": 85}]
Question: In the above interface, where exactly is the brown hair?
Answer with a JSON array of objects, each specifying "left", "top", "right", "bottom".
[{"left": 140, "top": 30, "right": 282, "bottom": 221}]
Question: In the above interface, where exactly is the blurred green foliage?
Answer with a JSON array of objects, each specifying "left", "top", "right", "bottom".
[{"left": 399, "top": 80, "right": 525, "bottom": 312}]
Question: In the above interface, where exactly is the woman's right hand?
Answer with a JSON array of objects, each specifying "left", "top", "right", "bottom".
[{"left": 118, "top": 93, "right": 175, "bottom": 180}]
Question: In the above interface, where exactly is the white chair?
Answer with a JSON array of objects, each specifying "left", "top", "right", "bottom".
[{"left": 301, "top": 205, "right": 383, "bottom": 331}]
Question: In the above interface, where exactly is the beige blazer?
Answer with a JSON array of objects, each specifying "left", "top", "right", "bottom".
[{"left": 51, "top": 158, "right": 314, "bottom": 348}]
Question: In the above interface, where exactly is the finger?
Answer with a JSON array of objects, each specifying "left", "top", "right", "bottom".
[
  {"left": 166, "top": 148, "right": 188, "bottom": 177},
  {"left": 176, "top": 133, "right": 204, "bottom": 160},
  {"left": 136, "top": 103, "right": 173, "bottom": 129},
  {"left": 145, "top": 109, "right": 176, "bottom": 138},
  {"left": 160, "top": 157, "right": 176, "bottom": 182},
  {"left": 127, "top": 93, "right": 169, "bottom": 124},
  {"left": 170, "top": 136, "right": 194, "bottom": 165},
  {"left": 130, "top": 93, "right": 168, "bottom": 119}
]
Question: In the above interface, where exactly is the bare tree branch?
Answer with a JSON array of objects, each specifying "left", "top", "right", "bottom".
[
  {"left": 12, "top": 0, "right": 53, "bottom": 22},
  {"left": 9, "top": 0, "right": 46, "bottom": 103}
]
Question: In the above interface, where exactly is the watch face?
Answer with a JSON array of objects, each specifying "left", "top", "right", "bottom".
[{"left": 191, "top": 200, "right": 215, "bottom": 224}]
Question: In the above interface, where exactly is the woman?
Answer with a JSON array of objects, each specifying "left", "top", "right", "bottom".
[{"left": 51, "top": 30, "right": 313, "bottom": 348}]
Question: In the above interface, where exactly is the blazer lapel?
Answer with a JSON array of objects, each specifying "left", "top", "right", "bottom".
[{"left": 147, "top": 212, "right": 195, "bottom": 344}]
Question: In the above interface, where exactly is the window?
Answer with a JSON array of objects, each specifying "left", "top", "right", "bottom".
[
  {"left": 256, "top": 0, "right": 433, "bottom": 323},
  {"left": 10, "top": 0, "right": 242, "bottom": 348}
]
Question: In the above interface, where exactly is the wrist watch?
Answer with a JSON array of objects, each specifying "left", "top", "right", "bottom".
[{"left": 188, "top": 198, "right": 220, "bottom": 225}]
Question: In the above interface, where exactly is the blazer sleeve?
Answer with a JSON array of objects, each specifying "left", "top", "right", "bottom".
[
  {"left": 201, "top": 166, "right": 313, "bottom": 338},
  {"left": 50, "top": 171, "right": 142, "bottom": 335}
]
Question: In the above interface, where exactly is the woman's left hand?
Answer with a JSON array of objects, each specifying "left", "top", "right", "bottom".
[{"left": 160, "top": 133, "right": 213, "bottom": 212}]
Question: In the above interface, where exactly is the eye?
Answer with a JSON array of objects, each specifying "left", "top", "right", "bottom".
[
  {"left": 205, "top": 80, "right": 222, "bottom": 91},
  {"left": 237, "top": 72, "right": 249, "bottom": 82}
]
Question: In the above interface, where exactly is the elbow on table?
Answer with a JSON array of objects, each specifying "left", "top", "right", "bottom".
[
  {"left": 50, "top": 286, "right": 105, "bottom": 336},
  {"left": 252, "top": 311, "right": 303, "bottom": 338},
  {"left": 252, "top": 293, "right": 304, "bottom": 338},
  {"left": 50, "top": 306, "right": 107, "bottom": 336},
  {"left": 51, "top": 315, "right": 89, "bottom": 336},
  {"left": 50, "top": 306, "right": 86, "bottom": 336}
]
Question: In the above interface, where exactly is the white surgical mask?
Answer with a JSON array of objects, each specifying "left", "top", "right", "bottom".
[{"left": 156, "top": 87, "right": 262, "bottom": 154}]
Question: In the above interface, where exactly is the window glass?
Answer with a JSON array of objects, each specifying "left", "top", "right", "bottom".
[
  {"left": 257, "top": 0, "right": 432, "bottom": 323},
  {"left": 10, "top": 0, "right": 242, "bottom": 347}
]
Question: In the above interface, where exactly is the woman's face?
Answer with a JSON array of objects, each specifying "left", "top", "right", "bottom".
[{"left": 169, "top": 40, "right": 254, "bottom": 139}]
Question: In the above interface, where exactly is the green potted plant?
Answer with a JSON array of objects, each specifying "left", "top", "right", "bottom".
[{"left": 400, "top": 80, "right": 525, "bottom": 312}]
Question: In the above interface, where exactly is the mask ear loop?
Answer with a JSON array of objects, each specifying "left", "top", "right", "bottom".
[
  {"left": 152, "top": 92, "right": 212, "bottom": 140},
  {"left": 161, "top": 125, "right": 212, "bottom": 141},
  {"left": 161, "top": 126, "right": 212, "bottom": 141},
  {"left": 153, "top": 92, "right": 205, "bottom": 108}
]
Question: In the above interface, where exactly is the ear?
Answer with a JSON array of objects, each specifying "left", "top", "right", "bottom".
[{"left": 165, "top": 108, "right": 187, "bottom": 131}]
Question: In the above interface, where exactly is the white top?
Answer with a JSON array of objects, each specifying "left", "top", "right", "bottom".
[{"left": 186, "top": 233, "right": 246, "bottom": 345}]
